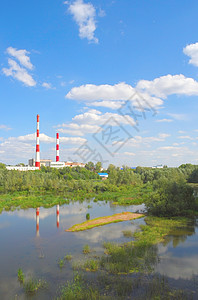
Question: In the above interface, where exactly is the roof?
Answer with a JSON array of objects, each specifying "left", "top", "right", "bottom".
[{"left": 98, "top": 173, "right": 108, "bottom": 176}]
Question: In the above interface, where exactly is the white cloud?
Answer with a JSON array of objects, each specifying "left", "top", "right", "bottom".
[
  {"left": 0, "top": 125, "right": 11, "bottom": 130},
  {"left": 6, "top": 47, "right": 33, "bottom": 69},
  {"left": 137, "top": 74, "right": 198, "bottom": 98},
  {"left": 167, "top": 113, "right": 187, "bottom": 121},
  {"left": 178, "top": 135, "right": 194, "bottom": 140},
  {"left": 67, "top": 0, "right": 98, "bottom": 43},
  {"left": 66, "top": 82, "right": 163, "bottom": 109},
  {"left": 124, "top": 152, "right": 135, "bottom": 156},
  {"left": 2, "top": 58, "right": 36, "bottom": 87},
  {"left": 56, "top": 109, "right": 136, "bottom": 136},
  {"left": 183, "top": 42, "right": 198, "bottom": 67},
  {"left": 155, "top": 119, "right": 173, "bottom": 123},
  {"left": 42, "top": 82, "right": 53, "bottom": 89}
]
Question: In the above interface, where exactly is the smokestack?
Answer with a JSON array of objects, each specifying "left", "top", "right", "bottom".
[
  {"left": 35, "top": 114, "right": 40, "bottom": 169},
  {"left": 56, "top": 133, "right": 59, "bottom": 162}
]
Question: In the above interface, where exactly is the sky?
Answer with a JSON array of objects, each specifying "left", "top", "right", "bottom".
[{"left": 1, "top": 0, "right": 198, "bottom": 168}]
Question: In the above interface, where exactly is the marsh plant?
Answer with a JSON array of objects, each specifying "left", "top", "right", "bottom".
[
  {"left": 83, "top": 244, "right": 91, "bottom": 254},
  {"left": 122, "top": 230, "right": 133, "bottom": 238},
  {"left": 64, "top": 254, "right": 72, "bottom": 261},
  {"left": 86, "top": 213, "right": 90, "bottom": 220},
  {"left": 24, "top": 278, "right": 47, "bottom": 294},
  {"left": 58, "top": 259, "right": 65, "bottom": 268},
  {"left": 17, "top": 268, "right": 24, "bottom": 283}
]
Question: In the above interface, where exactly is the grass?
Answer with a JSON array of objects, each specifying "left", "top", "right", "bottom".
[
  {"left": 83, "top": 259, "right": 99, "bottom": 272},
  {"left": 17, "top": 268, "right": 47, "bottom": 295},
  {"left": 58, "top": 259, "right": 65, "bottom": 268},
  {"left": 57, "top": 273, "right": 101, "bottom": 300},
  {"left": 24, "top": 278, "right": 47, "bottom": 294},
  {"left": 122, "top": 230, "right": 133, "bottom": 238},
  {"left": 94, "top": 184, "right": 153, "bottom": 205},
  {"left": 64, "top": 254, "right": 72, "bottom": 261},
  {"left": 17, "top": 268, "right": 24, "bottom": 283},
  {"left": 83, "top": 244, "right": 91, "bottom": 254}
]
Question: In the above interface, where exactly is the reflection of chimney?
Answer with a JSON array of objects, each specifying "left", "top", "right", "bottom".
[
  {"left": 36, "top": 208, "right": 40, "bottom": 237},
  {"left": 56, "top": 205, "right": 59, "bottom": 228},
  {"left": 56, "top": 133, "right": 59, "bottom": 162},
  {"left": 35, "top": 115, "right": 40, "bottom": 169}
]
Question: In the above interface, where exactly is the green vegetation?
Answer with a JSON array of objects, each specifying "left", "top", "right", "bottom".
[
  {"left": 17, "top": 268, "right": 47, "bottom": 295},
  {"left": 82, "top": 244, "right": 91, "bottom": 254},
  {"left": 1, "top": 162, "right": 198, "bottom": 215},
  {"left": 145, "top": 178, "right": 198, "bottom": 217},
  {"left": 57, "top": 273, "right": 101, "bottom": 300},
  {"left": 64, "top": 254, "right": 72, "bottom": 261},
  {"left": 58, "top": 259, "right": 65, "bottom": 268},
  {"left": 17, "top": 268, "right": 24, "bottom": 283},
  {"left": 86, "top": 213, "right": 90, "bottom": 220},
  {"left": 122, "top": 230, "right": 133, "bottom": 238},
  {"left": 58, "top": 216, "right": 195, "bottom": 299}
]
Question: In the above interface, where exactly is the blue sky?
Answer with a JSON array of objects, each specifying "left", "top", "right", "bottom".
[{"left": 1, "top": 0, "right": 198, "bottom": 167}]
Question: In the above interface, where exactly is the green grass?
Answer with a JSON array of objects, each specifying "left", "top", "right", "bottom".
[
  {"left": 64, "top": 254, "right": 72, "bottom": 261},
  {"left": 17, "top": 268, "right": 24, "bottom": 283},
  {"left": 83, "top": 244, "right": 91, "bottom": 254},
  {"left": 24, "top": 278, "right": 47, "bottom": 294},
  {"left": 122, "top": 230, "right": 133, "bottom": 238}
]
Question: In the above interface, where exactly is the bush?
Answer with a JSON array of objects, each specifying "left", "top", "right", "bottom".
[{"left": 145, "top": 179, "right": 197, "bottom": 217}]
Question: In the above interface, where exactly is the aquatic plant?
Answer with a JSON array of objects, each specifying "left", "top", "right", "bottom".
[
  {"left": 86, "top": 213, "right": 90, "bottom": 220},
  {"left": 24, "top": 278, "right": 47, "bottom": 294},
  {"left": 83, "top": 244, "right": 90, "bottom": 254},
  {"left": 58, "top": 259, "right": 65, "bottom": 268},
  {"left": 83, "top": 259, "right": 99, "bottom": 272},
  {"left": 122, "top": 230, "right": 133, "bottom": 238},
  {"left": 64, "top": 254, "right": 72, "bottom": 261},
  {"left": 17, "top": 268, "right": 24, "bottom": 283}
]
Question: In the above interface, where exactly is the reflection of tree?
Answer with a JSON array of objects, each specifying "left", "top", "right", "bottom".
[{"left": 162, "top": 220, "right": 196, "bottom": 248}]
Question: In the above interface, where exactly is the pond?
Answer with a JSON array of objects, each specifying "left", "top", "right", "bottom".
[{"left": 0, "top": 200, "right": 197, "bottom": 299}]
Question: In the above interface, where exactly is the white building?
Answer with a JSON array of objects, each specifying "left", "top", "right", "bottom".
[{"left": 6, "top": 166, "right": 39, "bottom": 171}]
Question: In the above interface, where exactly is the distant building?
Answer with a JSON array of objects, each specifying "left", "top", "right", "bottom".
[
  {"left": 29, "top": 158, "right": 52, "bottom": 167},
  {"left": 65, "top": 162, "right": 85, "bottom": 168},
  {"left": 152, "top": 164, "right": 163, "bottom": 169},
  {"left": 49, "top": 161, "right": 65, "bottom": 168},
  {"left": 6, "top": 166, "right": 39, "bottom": 171},
  {"left": 98, "top": 173, "right": 108, "bottom": 180}
]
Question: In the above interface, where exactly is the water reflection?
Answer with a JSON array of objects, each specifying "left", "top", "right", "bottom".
[{"left": 35, "top": 205, "right": 61, "bottom": 237}]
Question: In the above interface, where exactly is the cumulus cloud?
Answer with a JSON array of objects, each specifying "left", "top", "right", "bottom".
[
  {"left": 137, "top": 74, "right": 198, "bottom": 98},
  {"left": 6, "top": 47, "right": 34, "bottom": 69},
  {"left": 66, "top": 82, "right": 163, "bottom": 109},
  {"left": 2, "top": 52, "right": 36, "bottom": 87},
  {"left": 67, "top": 0, "right": 98, "bottom": 43},
  {"left": 183, "top": 42, "right": 198, "bottom": 67}
]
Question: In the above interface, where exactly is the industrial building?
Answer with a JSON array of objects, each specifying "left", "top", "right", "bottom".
[{"left": 6, "top": 114, "right": 86, "bottom": 171}]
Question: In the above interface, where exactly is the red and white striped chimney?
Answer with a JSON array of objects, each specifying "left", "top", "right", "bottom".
[
  {"left": 35, "top": 114, "right": 40, "bottom": 169},
  {"left": 56, "top": 133, "right": 59, "bottom": 162}
]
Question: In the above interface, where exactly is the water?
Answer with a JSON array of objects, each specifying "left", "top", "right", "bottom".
[{"left": 0, "top": 200, "right": 197, "bottom": 299}]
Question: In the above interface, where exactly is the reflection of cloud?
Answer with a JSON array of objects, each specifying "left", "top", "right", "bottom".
[
  {"left": 157, "top": 251, "right": 198, "bottom": 279},
  {"left": 0, "top": 222, "right": 10, "bottom": 230},
  {"left": 10, "top": 204, "right": 87, "bottom": 220},
  {"left": 74, "top": 222, "right": 140, "bottom": 243}
]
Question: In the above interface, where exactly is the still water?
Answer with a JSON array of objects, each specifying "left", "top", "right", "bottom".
[{"left": 0, "top": 200, "right": 197, "bottom": 299}]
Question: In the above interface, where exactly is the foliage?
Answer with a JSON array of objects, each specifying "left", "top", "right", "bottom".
[{"left": 145, "top": 178, "right": 197, "bottom": 217}]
